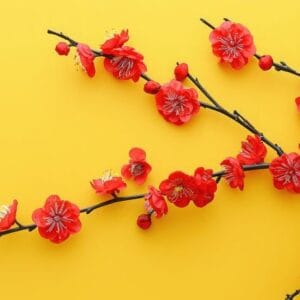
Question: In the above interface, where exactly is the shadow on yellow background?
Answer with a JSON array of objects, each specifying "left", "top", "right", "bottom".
[{"left": 0, "top": 0, "right": 299, "bottom": 299}]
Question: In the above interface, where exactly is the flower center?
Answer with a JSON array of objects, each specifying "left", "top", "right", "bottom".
[
  {"left": 163, "top": 92, "right": 186, "bottom": 115},
  {"left": 44, "top": 202, "right": 73, "bottom": 233},
  {"left": 100, "top": 170, "right": 114, "bottom": 182},
  {"left": 111, "top": 56, "right": 134, "bottom": 78},
  {"left": 131, "top": 163, "right": 144, "bottom": 176},
  {"left": 218, "top": 33, "right": 244, "bottom": 58}
]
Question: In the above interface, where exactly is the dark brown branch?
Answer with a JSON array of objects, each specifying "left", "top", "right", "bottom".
[{"left": 286, "top": 290, "right": 300, "bottom": 300}]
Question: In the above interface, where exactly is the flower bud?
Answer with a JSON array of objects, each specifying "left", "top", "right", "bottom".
[
  {"left": 258, "top": 55, "right": 273, "bottom": 71},
  {"left": 136, "top": 214, "right": 152, "bottom": 230},
  {"left": 174, "top": 63, "right": 188, "bottom": 81},
  {"left": 144, "top": 80, "right": 161, "bottom": 94},
  {"left": 55, "top": 42, "right": 70, "bottom": 56}
]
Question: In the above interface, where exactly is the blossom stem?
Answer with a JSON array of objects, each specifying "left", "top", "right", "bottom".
[
  {"left": 199, "top": 18, "right": 300, "bottom": 77},
  {"left": 0, "top": 163, "right": 271, "bottom": 238},
  {"left": 212, "top": 162, "right": 270, "bottom": 177},
  {"left": 80, "top": 194, "right": 146, "bottom": 214},
  {"left": 286, "top": 290, "right": 300, "bottom": 300},
  {"left": 186, "top": 71, "right": 284, "bottom": 156}
]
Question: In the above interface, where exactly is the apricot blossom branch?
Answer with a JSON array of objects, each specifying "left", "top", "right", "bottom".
[
  {"left": 200, "top": 18, "right": 300, "bottom": 76},
  {"left": 0, "top": 162, "right": 270, "bottom": 238}
]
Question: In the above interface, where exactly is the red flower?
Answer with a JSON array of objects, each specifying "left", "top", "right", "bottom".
[
  {"left": 0, "top": 200, "right": 18, "bottom": 231},
  {"left": 155, "top": 80, "right": 200, "bottom": 125},
  {"left": 32, "top": 195, "right": 81, "bottom": 243},
  {"left": 193, "top": 168, "right": 217, "bottom": 207},
  {"left": 221, "top": 157, "right": 245, "bottom": 190},
  {"left": 159, "top": 171, "right": 198, "bottom": 207},
  {"left": 209, "top": 21, "right": 256, "bottom": 69},
  {"left": 91, "top": 170, "right": 126, "bottom": 195},
  {"left": 269, "top": 153, "right": 300, "bottom": 193},
  {"left": 103, "top": 46, "right": 147, "bottom": 82},
  {"left": 121, "top": 148, "right": 152, "bottom": 185},
  {"left": 174, "top": 63, "right": 189, "bottom": 81},
  {"left": 101, "top": 30, "right": 129, "bottom": 54},
  {"left": 76, "top": 43, "right": 96, "bottom": 77},
  {"left": 237, "top": 135, "right": 267, "bottom": 165},
  {"left": 144, "top": 186, "right": 168, "bottom": 218}
]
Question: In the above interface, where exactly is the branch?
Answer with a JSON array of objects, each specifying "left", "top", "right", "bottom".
[
  {"left": 186, "top": 71, "right": 284, "bottom": 156},
  {"left": 286, "top": 290, "right": 300, "bottom": 300},
  {"left": 199, "top": 18, "right": 300, "bottom": 77}
]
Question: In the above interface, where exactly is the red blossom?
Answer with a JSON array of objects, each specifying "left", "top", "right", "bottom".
[
  {"left": 259, "top": 55, "right": 273, "bottom": 71},
  {"left": 91, "top": 171, "right": 126, "bottom": 195},
  {"left": 237, "top": 135, "right": 267, "bottom": 165},
  {"left": 221, "top": 157, "right": 245, "bottom": 190},
  {"left": 76, "top": 43, "right": 96, "bottom": 77},
  {"left": 174, "top": 63, "right": 189, "bottom": 81},
  {"left": 136, "top": 214, "right": 152, "bottom": 230},
  {"left": 121, "top": 148, "right": 152, "bottom": 185},
  {"left": 0, "top": 200, "right": 18, "bottom": 231},
  {"left": 209, "top": 21, "right": 256, "bottom": 69},
  {"left": 159, "top": 171, "right": 198, "bottom": 207},
  {"left": 101, "top": 30, "right": 129, "bottom": 54},
  {"left": 103, "top": 46, "right": 147, "bottom": 82},
  {"left": 155, "top": 80, "right": 200, "bottom": 125},
  {"left": 193, "top": 168, "right": 217, "bottom": 207},
  {"left": 55, "top": 42, "right": 70, "bottom": 56},
  {"left": 144, "top": 186, "right": 168, "bottom": 218},
  {"left": 32, "top": 195, "right": 81, "bottom": 243},
  {"left": 144, "top": 80, "right": 161, "bottom": 94},
  {"left": 269, "top": 153, "right": 300, "bottom": 193}
]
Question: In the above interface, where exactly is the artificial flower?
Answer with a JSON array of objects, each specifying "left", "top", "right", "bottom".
[
  {"left": 101, "top": 29, "right": 129, "bottom": 54},
  {"left": 155, "top": 79, "right": 200, "bottom": 125},
  {"left": 193, "top": 167, "right": 217, "bottom": 207},
  {"left": 0, "top": 200, "right": 18, "bottom": 231},
  {"left": 144, "top": 186, "right": 168, "bottom": 218},
  {"left": 121, "top": 147, "right": 152, "bottom": 185},
  {"left": 76, "top": 43, "right": 96, "bottom": 77},
  {"left": 91, "top": 170, "right": 126, "bottom": 195},
  {"left": 209, "top": 21, "right": 256, "bottom": 69},
  {"left": 159, "top": 171, "right": 198, "bottom": 207},
  {"left": 237, "top": 135, "right": 267, "bottom": 165},
  {"left": 32, "top": 195, "right": 81, "bottom": 243},
  {"left": 269, "top": 153, "right": 300, "bottom": 193},
  {"left": 103, "top": 46, "right": 147, "bottom": 81},
  {"left": 221, "top": 157, "right": 245, "bottom": 190}
]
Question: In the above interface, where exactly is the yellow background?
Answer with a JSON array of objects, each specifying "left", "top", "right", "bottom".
[{"left": 0, "top": 0, "right": 299, "bottom": 299}]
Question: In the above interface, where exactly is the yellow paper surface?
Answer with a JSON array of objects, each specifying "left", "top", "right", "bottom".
[{"left": 0, "top": 0, "right": 299, "bottom": 299}]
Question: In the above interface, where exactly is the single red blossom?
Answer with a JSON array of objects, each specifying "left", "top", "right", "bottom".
[
  {"left": 103, "top": 46, "right": 147, "bottom": 82},
  {"left": 55, "top": 42, "right": 70, "bottom": 56},
  {"left": 174, "top": 63, "right": 189, "bottom": 81},
  {"left": 155, "top": 80, "right": 200, "bottom": 125},
  {"left": 144, "top": 186, "right": 168, "bottom": 218},
  {"left": 259, "top": 55, "right": 273, "bottom": 71},
  {"left": 269, "top": 153, "right": 300, "bottom": 193},
  {"left": 0, "top": 200, "right": 18, "bottom": 231},
  {"left": 136, "top": 213, "right": 152, "bottom": 230},
  {"left": 101, "top": 29, "right": 129, "bottom": 54},
  {"left": 159, "top": 171, "right": 198, "bottom": 207},
  {"left": 144, "top": 80, "right": 161, "bottom": 94},
  {"left": 221, "top": 157, "right": 245, "bottom": 190},
  {"left": 237, "top": 135, "right": 267, "bottom": 165},
  {"left": 76, "top": 43, "right": 96, "bottom": 77},
  {"left": 193, "top": 168, "right": 217, "bottom": 207},
  {"left": 295, "top": 97, "right": 300, "bottom": 112},
  {"left": 209, "top": 21, "right": 256, "bottom": 69},
  {"left": 32, "top": 195, "right": 81, "bottom": 244},
  {"left": 91, "top": 170, "right": 126, "bottom": 195},
  {"left": 121, "top": 147, "right": 152, "bottom": 185}
]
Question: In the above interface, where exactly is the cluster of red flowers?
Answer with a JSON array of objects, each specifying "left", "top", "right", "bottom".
[{"left": 56, "top": 30, "right": 146, "bottom": 81}]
